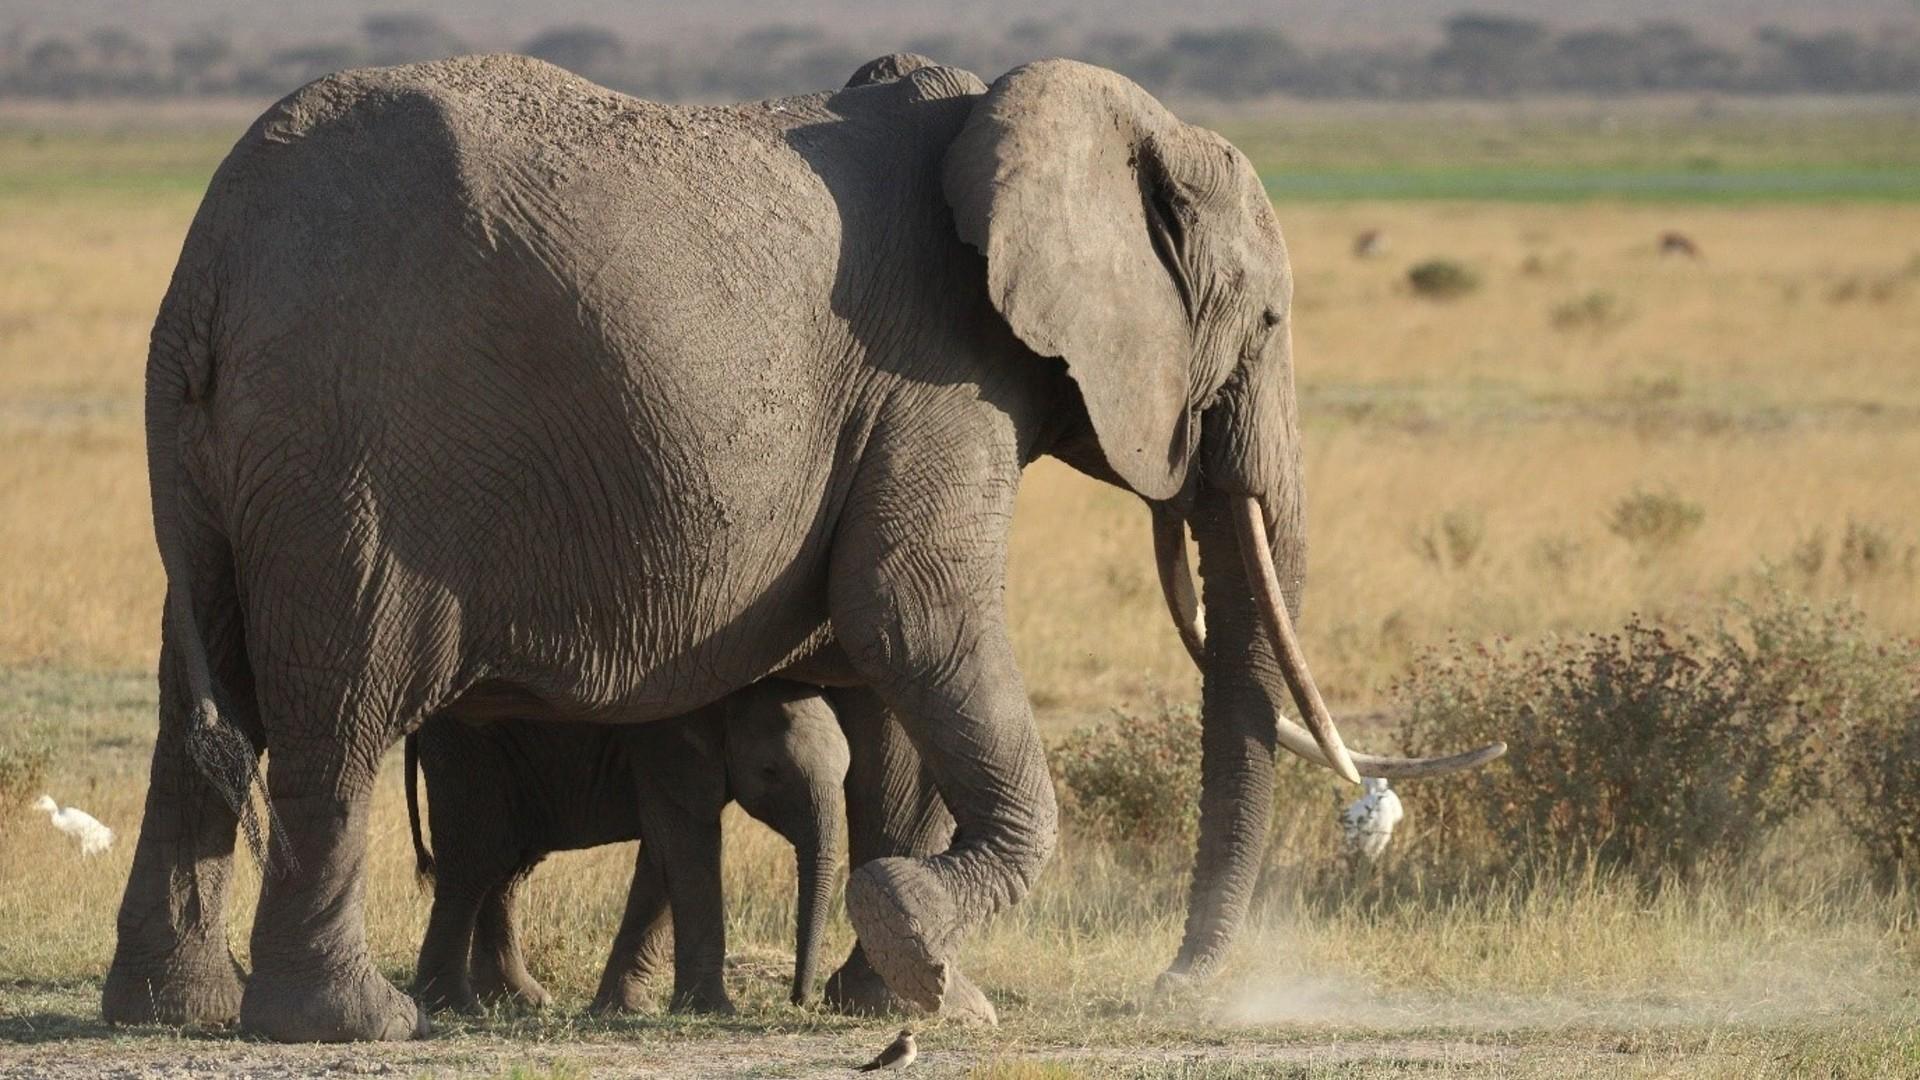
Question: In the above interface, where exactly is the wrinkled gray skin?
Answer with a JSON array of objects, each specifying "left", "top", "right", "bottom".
[
  {"left": 406, "top": 679, "right": 848, "bottom": 1015},
  {"left": 105, "top": 51, "right": 1329, "bottom": 1041}
]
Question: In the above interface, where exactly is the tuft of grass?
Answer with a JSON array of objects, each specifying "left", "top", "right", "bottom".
[
  {"left": 1405, "top": 258, "right": 1479, "bottom": 299},
  {"left": 970, "top": 1062, "right": 1088, "bottom": 1080},
  {"left": 1607, "top": 489, "right": 1705, "bottom": 552},
  {"left": 0, "top": 724, "right": 51, "bottom": 844},
  {"left": 1411, "top": 507, "right": 1486, "bottom": 570},
  {"left": 1549, "top": 289, "right": 1632, "bottom": 333},
  {"left": 1839, "top": 518, "right": 1918, "bottom": 584}
]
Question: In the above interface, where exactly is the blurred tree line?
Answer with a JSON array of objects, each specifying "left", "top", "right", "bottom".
[{"left": 2, "top": 11, "right": 1917, "bottom": 101}]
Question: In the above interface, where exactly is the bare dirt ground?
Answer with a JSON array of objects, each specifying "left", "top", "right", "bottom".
[
  {"left": 0, "top": 1034, "right": 1525, "bottom": 1080},
  {"left": 7, "top": 976, "right": 1906, "bottom": 1079}
]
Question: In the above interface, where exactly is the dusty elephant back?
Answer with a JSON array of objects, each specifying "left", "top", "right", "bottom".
[{"left": 155, "top": 55, "right": 1008, "bottom": 728}]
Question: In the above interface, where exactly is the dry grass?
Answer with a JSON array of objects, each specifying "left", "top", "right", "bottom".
[{"left": 3, "top": 119, "right": 1920, "bottom": 1073}]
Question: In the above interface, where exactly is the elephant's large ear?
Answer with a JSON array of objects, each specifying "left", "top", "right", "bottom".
[{"left": 944, "top": 59, "right": 1199, "bottom": 500}]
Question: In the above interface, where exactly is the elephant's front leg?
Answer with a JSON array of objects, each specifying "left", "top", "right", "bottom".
[
  {"left": 647, "top": 812, "right": 733, "bottom": 1014},
  {"left": 588, "top": 843, "right": 673, "bottom": 1015},
  {"left": 823, "top": 687, "right": 993, "bottom": 1022},
  {"left": 102, "top": 637, "right": 253, "bottom": 1026},
  {"left": 239, "top": 739, "right": 426, "bottom": 1041},
  {"left": 830, "top": 428, "right": 1058, "bottom": 1021},
  {"left": 468, "top": 873, "right": 552, "bottom": 1009}
]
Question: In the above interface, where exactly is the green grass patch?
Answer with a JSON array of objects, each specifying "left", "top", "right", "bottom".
[
  {"left": 1261, "top": 165, "right": 1920, "bottom": 202},
  {"left": 0, "top": 132, "right": 227, "bottom": 200}
]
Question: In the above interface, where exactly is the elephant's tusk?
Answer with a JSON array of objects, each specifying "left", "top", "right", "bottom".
[
  {"left": 1156, "top": 499, "right": 1507, "bottom": 780},
  {"left": 1282, "top": 728, "right": 1508, "bottom": 779},
  {"left": 1151, "top": 504, "right": 1207, "bottom": 666},
  {"left": 1233, "top": 496, "right": 1362, "bottom": 785}
]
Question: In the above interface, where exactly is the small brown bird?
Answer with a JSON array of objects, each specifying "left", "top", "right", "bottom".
[
  {"left": 858, "top": 1029, "right": 917, "bottom": 1071},
  {"left": 1659, "top": 231, "right": 1701, "bottom": 258}
]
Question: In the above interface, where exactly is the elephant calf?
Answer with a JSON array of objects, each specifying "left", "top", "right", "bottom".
[{"left": 406, "top": 679, "right": 848, "bottom": 1015}]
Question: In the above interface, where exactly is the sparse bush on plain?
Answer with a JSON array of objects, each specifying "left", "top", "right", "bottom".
[
  {"left": 1550, "top": 289, "right": 1632, "bottom": 332},
  {"left": 1732, "top": 599, "right": 1920, "bottom": 886},
  {"left": 1400, "top": 609, "right": 1814, "bottom": 884},
  {"left": 1839, "top": 518, "right": 1917, "bottom": 584},
  {"left": 1608, "top": 489, "right": 1705, "bottom": 551},
  {"left": 1394, "top": 595, "right": 1920, "bottom": 887},
  {"left": 1412, "top": 508, "right": 1486, "bottom": 570},
  {"left": 1052, "top": 704, "right": 1202, "bottom": 846},
  {"left": 1841, "top": 699, "right": 1920, "bottom": 888},
  {"left": 1530, "top": 533, "right": 1585, "bottom": 576},
  {"left": 0, "top": 725, "right": 51, "bottom": 848},
  {"left": 1406, "top": 258, "right": 1480, "bottom": 299},
  {"left": 1790, "top": 528, "right": 1827, "bottom": 580}
]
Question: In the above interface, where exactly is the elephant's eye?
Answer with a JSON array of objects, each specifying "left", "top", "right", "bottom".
[{"left": 1261, "top": 307, "right": 1283, "bottom": 330}]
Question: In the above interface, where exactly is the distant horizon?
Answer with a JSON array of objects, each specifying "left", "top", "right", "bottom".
[{"left": 2, "top": 0, "right": 1916, "bottom": 51}]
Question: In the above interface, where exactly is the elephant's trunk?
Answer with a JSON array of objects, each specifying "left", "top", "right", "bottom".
[
  {"left": 1157, "top": 489, "right": 1508, "bottom": 987},
  {"left": 790, "top": 800, "right": 842, "bottom": 1005},
  {"left": 1162, "top": 490, "right": 1288, "bottom": 986}
]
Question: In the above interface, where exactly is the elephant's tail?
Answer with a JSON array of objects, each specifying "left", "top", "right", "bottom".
[
  {"left": 148, "top": 273, "right": 295, "bottom": 880},
  {"left": 404, "top": 732, "right": 436, "bottom": 887}
]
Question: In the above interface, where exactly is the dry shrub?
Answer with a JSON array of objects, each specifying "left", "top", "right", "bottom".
[
  {"left": 0, "top": 724, "right": 51, "bottom": 850},
  {"left": 1406, "top": 258, "right": 1480, "bottom": 299},
  {"left": 1607, "top": 488, "right": 1704, "bottom": 551},
  {"left": 1839, "top": 518, "right": 1918, "bottom": 584},
  {"left": 1751, "top": 601, "right": 1920, "bottom": 887},
  {"left": 1412, "top": 507, "right": 1486, "bottom": 570},
  {"left": 1843, "top": 699, "right": 1920, "bottom": 888},
  {"left": 1550, "top": 289, "right": 1632, "bottom": 332},
  {"left": 1051, "top": 705, "right": 1202, "bottom": 847},
  {"left": 1395, "top": 596, "right": 1920, "bottom": 888}
]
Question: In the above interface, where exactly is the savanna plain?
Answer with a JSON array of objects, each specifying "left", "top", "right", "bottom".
[{"left": 2, "top": 97, "right": 1920, "bottom": 1077}]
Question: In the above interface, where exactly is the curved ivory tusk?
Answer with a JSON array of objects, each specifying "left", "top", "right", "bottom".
[
  {"left": 1151, "top": 505, "right": 1207, "bottom": 666},
  {"left": 1281, "top": 725, "right": 1507, "bottom": 779},
  {"left": 1153, "top": 499, "right": 1506, "bottom": 781},
  {"left": 1232, "top": 496, "right": 1362, "bottom": 784}
]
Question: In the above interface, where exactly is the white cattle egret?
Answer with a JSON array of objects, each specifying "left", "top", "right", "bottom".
[
  {"left": 33, "top": 794, "right": 113, "bottom": 856},
  {"left": 1340, "top": 777, "right": 1402, "bottom": 861}
]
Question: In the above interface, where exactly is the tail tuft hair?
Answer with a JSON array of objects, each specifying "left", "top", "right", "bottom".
[{"left": 185, "top": 708, "right": 297, "bottom": 879}]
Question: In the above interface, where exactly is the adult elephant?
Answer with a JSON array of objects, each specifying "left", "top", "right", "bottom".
[{"left": 105, "top": 53, "right": 1501, "bottom": 1041}]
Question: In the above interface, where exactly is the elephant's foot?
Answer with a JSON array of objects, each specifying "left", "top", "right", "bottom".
[
  {"left": 470, "top": 962, "right": 552, "bottom": 1011},
  {"left": 241, "top": 961, "right": 428, "bottom": 1042},
  {"left": 824, "top": 946, "right": 996, "bottom": 1025},
  {"left": 823, "top": 953, "right": 900, "bottom": 1016},
  {"left": 411, "top": 969, "right": 482, "bottom": 1016},
  {"left": 845, "top": 857, "right": 984, "bottom": 1022},
  {"left": 102, "top": 950, "right": 245, "bottom": 1027},
  {"left": 586, "top": 983, "right": 651, "bottom": 1017},
  {"left": 940, "top": 969, "right": 999, "bottom": 1026},
  {"left": 668, "top": 977, "right": 736, "bottom": 1016},
  {"left": 1152, "top": 968, "right": 1200, "bottom": 1001}
]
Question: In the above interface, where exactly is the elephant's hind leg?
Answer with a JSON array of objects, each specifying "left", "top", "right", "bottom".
[
  {"left": 469, "top": 873, "right": 552, "bottom": 1009},
  {"left": 411, "top": 882, "right": 484, "bottom": 1014},
  {"left": 101, "top": 647, "right": 253, "bottom": 1025},
  {"left": 104, "top": 546, "right": 257, "bottom": 1026},
  {"left": 589, "top": 842, "right": 673, "bottom": 1015},
  {"left": 238, "top": 692, "right": 426, "bottom": 1042}
]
